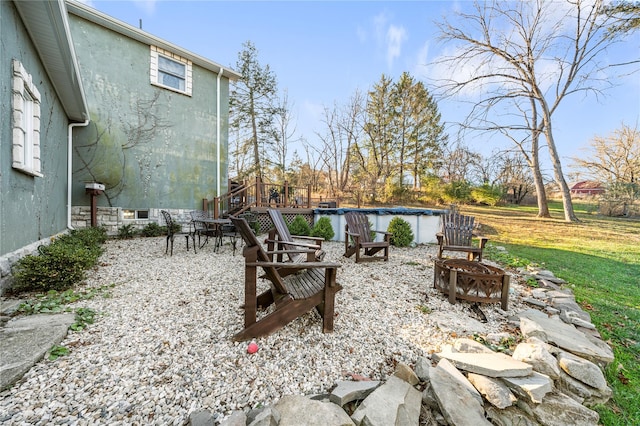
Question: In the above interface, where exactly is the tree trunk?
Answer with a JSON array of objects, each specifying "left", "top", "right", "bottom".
[
  {"left": 543, "top": 122, "right": 578, "bottom": 222},
  {"left": 530, "top": 131, "right": 550, "bottom": 218}
]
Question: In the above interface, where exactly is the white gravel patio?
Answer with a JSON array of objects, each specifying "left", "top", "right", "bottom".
[{"left": 0, "top": 235, "right": 527, "bottom": 425}]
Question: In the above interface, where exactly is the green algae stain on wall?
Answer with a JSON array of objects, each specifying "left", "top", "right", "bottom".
[{"left": 68, "top": 14, "right": 229, "bottom": 211}]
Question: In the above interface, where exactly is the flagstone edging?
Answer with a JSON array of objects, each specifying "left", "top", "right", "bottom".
[{"left": 191, "top": 267, "right": 613, "bottom": 426}]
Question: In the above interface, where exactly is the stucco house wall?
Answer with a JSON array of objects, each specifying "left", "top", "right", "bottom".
[
  {"left": 66, "top": 1, "right": 238, "bottom": 228},
  {"left": 0, "top": 1, "right": 85, "bottom": 259}
]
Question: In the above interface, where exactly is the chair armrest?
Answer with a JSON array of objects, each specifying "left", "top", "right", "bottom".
[
  {"left": 248, "top": 261, "right": 341, "bottom": 269},
  {"left": 265, "top": 249, "right": 317, "bottom": 256},
  {"left": 264, "top": 239, "right": 320, "bottom": 250},
  {"left": 292, "top": 235, "right": 324, "bottom": 244}
]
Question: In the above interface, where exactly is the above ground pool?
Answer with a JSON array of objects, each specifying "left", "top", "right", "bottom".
[{"left": 314, "top": 207, "right": 446, "bottom": 244}]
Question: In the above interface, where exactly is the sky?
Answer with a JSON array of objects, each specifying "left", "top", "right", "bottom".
[{"left": 81, "top": 0, "right": 640, "bottom": 177}]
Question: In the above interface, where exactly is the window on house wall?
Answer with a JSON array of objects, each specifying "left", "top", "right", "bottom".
[
  {"left": 150, "top": 46, "right": 192, "bottom": 96},
  {"left": 123, "top": 209, "right": 150, "bottom": 220},
  {"left": 12, "top": 60, "right": 42, "bottom": 177}
]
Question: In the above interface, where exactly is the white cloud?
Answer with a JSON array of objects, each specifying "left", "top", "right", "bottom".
[
  {"left": 412, "top": 41, "right": 431, "bottom": 80},
  {"left": 386, "top": 25, "right": 407, "bottom": 69},
  {"left": 133, "top": 0, "right": 157, "bottom": 15},
  {"left": 368, "top": 11, "right": 408, "bottom": 70}
]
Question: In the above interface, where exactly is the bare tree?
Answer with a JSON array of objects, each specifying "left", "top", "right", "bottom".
[
  {"left": 315, "top": 91, "right": 365, "bottom": 198},
  {"left": 493, "top": 150, "right": 536, "bottom": 204},
  {"left": 299, "top": 141, "right": 324, "bottom": 194},
  {"left": 271, "top": 90, "right": 299, "bottom": 183},
  {"left": 439, "top": 142, "right": 482, "bottom": 184},
  {"left": 434, "top": 0, "right": 635, "bottom": 221},
  {"left": 572, "top": 122, "right": 640, "bottom": 185}
]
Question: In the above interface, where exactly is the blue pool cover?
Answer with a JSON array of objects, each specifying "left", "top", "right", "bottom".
[{"left": 313, "top": 207, "right": 446, "bottom": 216}]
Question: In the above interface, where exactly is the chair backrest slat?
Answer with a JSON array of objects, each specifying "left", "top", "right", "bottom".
[
  {"left": 443, "top": 213, "right": 474, "bottom": 246},
  {"left": 345, "top": 212, "right": 372, "bottom": 243},
  {"left": 161, "top": 210, "right": 175, "bottom": 237},
  {"left": 231, "top": 215, "right": 287, "bottom": 293},
  {"left": 268, "top": 209, "right": 297, "bottom": 262}
]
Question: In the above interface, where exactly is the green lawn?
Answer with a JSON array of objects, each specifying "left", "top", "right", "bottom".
[{"left": 461, "top": 202, "right": 639, "bottom": 425}]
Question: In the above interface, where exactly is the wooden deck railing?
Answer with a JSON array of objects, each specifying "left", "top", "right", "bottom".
[{"left": 205, "top": 177, "right": 312, "bottom": 218}]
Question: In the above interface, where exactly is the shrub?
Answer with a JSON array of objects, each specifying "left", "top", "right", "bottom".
[
  {"left": 311, "top": 217, "right": 334, "bottom": 240},
  {"left": 11, "top": 228, "right": 105, "bottom": 294},
  {"left": 141, "top": 222, "right": 165, "bottom": 237},
  {"left": 288, "top": 215, "right": 311, "bottom": 236},
  {"left": 117, "top": 224, "right": 138, "bottom": 239},
  {"left": 471, "top": 184, "right": 503, "bottom": 206},
  {"left": 68, "top": 227, "right": 108, "bottom": 246},
  {"left": 442, "top": 180, "right": 472, "bottom": 204},
  {"left": 387, "top": 217, "right": 414, "bottom": 247}
]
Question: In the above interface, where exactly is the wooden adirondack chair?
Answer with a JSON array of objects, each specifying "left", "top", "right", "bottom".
[
  {"left": 436, "top": 212, "right": 489, "bottom": 261},
  {"left": 343, "top": 211, "right": 391, "bottom": 263},
  {"left": 230, "top": 215, "right": 342, "bottom": 341},
  {"left": 266, "top": 208, "right": 325, "bottom": 263}
]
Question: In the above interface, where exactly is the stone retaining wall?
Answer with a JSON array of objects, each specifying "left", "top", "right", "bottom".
[
  {"left": 193, "top": 267, "right": 614, "bottom": 426},
  {"left": 71, "top": 206, "right": 194, "bottom": 234}
]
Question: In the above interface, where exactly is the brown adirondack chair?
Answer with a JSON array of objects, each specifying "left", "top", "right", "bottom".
[
  {"left": 436, "top": 212, "right": 489, "bottom": 261},
  {"left": 230, "top": 215, "right": 342, "bottom": 341},
  {"left": 266, "top": 208, "right": 325, "bottom": 263},
  {"left": 343, "top": 211, "right": 390, "bottom": 263}
]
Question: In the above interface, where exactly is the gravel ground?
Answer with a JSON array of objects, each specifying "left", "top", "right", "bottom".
[{"left": 0, "top": 235, "right": 528, "bottom": 425}]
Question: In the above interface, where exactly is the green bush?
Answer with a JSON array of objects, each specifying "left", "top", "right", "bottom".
[
  {"left": 387, "top": 217, "right": 414, "bottom": 247},
  {"left": 288, "top": 215, "right": 311, "bottom": 236},
  {"left": 117, "top": 224, "right": 138, "bottom": 239},
  {"left": 311, "top": 217, "right": 334, "bottom": 240},
  {"left": 471, "top": 184, "right": 503, "bottom": 206},
  {"left": 12, "top": 228, "right": 106, "bottom": 294},
  {"left": 141, "top": 222, "right": 165, "bottom": 237},
  {"left": 68, "top": 227, "right": 108, "bottom": 246},
  {"left": 442, "top": 180, "right": 472, "bottom": 204},
  {"left": 418, "top": 175, "right": 447, "bottom": 204}
]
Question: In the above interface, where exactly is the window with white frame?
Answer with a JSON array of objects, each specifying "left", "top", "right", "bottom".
[
  {"left": 123, "top": 209, "right": 150, "bottom": 220},
  {"left": 12, "top": 59, "right": 42, "bottom": 177},
  {"left": 150, "top": 46, "right": 192, "bottom": 96}
]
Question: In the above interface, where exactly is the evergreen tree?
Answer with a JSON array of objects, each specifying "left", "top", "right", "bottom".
[{"left": 230, "top": 41, "right": 280, "bottom": 180}]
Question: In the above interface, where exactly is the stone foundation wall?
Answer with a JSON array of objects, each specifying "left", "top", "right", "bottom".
[{"left": 71, "top": 206, "right": 194, "bottom": 234}]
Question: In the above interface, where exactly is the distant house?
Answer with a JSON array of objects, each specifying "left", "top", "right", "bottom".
[
  {"left": 570, "top": 181, "right": 605, "bottom": 197},
  {"left": 1, "top": 0, "right": 240, "bottom": 288}
]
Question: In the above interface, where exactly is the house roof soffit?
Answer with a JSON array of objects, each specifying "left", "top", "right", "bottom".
[
  {"left": 13, "top": 0, "right": 89, "bottom": 122},
  {"left": 65, "top": 0, "right": 241, "bottom": 82}
]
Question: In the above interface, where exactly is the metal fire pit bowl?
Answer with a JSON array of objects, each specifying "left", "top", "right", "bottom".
[{"left": 433, "top": 258, "right": 510, "bottom": 310}]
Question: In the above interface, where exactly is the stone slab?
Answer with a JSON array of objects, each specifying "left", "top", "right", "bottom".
[
  {"left": 429, "top": 364, "right": 491, "bottom": 426},
  {"left": 0, "top": 313, "right": 75, "bottom": 391},
  {"left": 432, "top": 351, "right": 533, "bottom": 378},
  {"left": 517, "top": 309, "right": 614, "bottom": 364}
]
